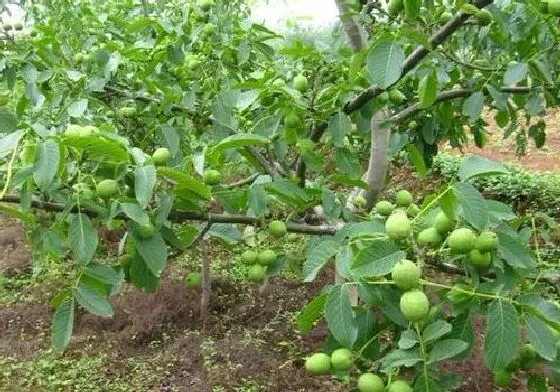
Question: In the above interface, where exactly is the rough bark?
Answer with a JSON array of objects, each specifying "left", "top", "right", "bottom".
[
  {"left": 365, "top": 108, "right": 391, "bottom": 210},
  {"left": 334, "top": 0, "right": 367, "bottom": 51}
]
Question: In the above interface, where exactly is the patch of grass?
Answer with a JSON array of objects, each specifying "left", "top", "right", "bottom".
[
  {"left": 433, "top": 153, "right": 560, "bottom": 217},
  {"left": 0, "top": 351, "right": 161, "bottom": 391},
  {"left": 0, "top": 256, "right": 78, "bottom": 307}
]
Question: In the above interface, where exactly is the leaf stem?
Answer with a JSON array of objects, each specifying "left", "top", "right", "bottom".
[
  {"left": 411, "top": 185, "right": 452, "bottom": 224},
  {"left": 415, "top": 323, "right": 430, "bottom": 391},
  {"left": 421, "top": 279, "right": 514, "bottom": 303},
  {"left": 0, "top": 141, "right": 19, "bottom": 199},
  {"left": 529, "top": 216, "right": 544, "bottom": 289}
]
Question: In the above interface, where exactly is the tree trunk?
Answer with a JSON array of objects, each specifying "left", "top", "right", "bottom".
[
  {"left": 365, "top": 108, "right": 391, "bottom": 211},
  {"left": 200, "top": 231, "right": 211, "bottom": 326},
  {"left": 334, "top": 0, "right": 367, "bottom": 51},
  {"left": 334, "top": 0, "right": 367, "bottom": 306}
]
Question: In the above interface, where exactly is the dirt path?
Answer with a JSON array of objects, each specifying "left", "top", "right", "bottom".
[{"left": 446, "top": 110, "right": 560, "bottom": 172}]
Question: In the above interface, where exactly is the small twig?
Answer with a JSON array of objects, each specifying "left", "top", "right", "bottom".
[
  {"left": 219, "top": 173, "right": 259, "bottom": 190},
  {"left": 441, "top": 50, "right": 499, "bottom": 72},
  {"left": 387, "top": 86, "right": 534, "bottom": 125}
]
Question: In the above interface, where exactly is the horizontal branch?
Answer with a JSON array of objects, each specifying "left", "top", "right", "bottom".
[
  {"left": 388, "top": 86, "right": 533, "bottom": 124},
  {"left": 344, "top": 0, "right": 494, "bottom": 115},
  {"left": 104, "top": 86, "right": 190, "bottom": 113},
  {"left": 0, "top": 195, "right": 338, "bottom": 236},
  {"left": 441, "top": 51, "right": 499, "bottom": 72},
  {"left": 3, "top": 195, "right": 557, "bottom": 289},
  {"left": 425, "top": 257, "right": 560, "bottom": 294},
  {"left": 219, "top": 173, "right": 259, "bottom": 190},
  {"left": 295, "top": 1, "right": 495, "bottom": 183},
  {"left": 168, "top": 210, "right": 338, "bottom": 235}
]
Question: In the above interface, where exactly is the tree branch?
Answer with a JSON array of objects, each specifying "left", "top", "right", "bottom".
[
  {"left": 218, "top": 173, "right": 259, "bottom": 190},
  {"left": 0, "top": 195, "right": 338, "bottom": 236},
  {"left": 335, "top": 0, "right": 367, "bottom": 51},
  {"left": 295, "top": 1, "right": 495, "bottom": 184},
  {"left": 441, "top": 50, "right": 499, "bottom": 72},
  {"left": 103, "top": 85, "right": 280, "bottom": 177},
  {"left": 388, "top": 86, "right": 533, "bottom": 125},
  {"left": 344, "top": 0, "right": 493, "bottom": 114}
]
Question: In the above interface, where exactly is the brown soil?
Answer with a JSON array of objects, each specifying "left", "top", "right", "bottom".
[
  {"left": 0, "top": 220, "right": 31, "bottom": 277},
  {"left": 1, "top": 114, "right": 559, "bottom": 392},
  {"left": 0, "top": 220, "right": 547, "bottom": 392},
  {"left": 446, "top": 110, "right": 560, "bottom": 172},
  {"left": 0, "top": 218, "right": 344, "bottom": 391}
]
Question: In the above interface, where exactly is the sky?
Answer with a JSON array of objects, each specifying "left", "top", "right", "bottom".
[
  {"left": 1, "top": 1, "right": 340, "bottom": 27},
  {"left": 250, "top": 0, "right": 339, "bottom": 26}
]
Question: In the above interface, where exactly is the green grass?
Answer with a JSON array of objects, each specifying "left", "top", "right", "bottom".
[{"left": 0, "top": 351, "right": 161, "bottom": 392}]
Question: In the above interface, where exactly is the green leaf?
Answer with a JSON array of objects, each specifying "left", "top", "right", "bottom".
[
  {"left": 449, "top": 313, "right": 474, "bottom": 359},
  {"left": 135, "top": 165, "right": 156, "bottom": 209},
  {"left": 265, "top": 179, "right": 311, "bottom": 207},
  {"left": 212, "top": 133, "right": 269, "bottom": 154},
  {"left": 68, "top": 213, "right": 98, "bottom": 265},
  {"left": 206, "top": 223, "right": 241, "bottom": 244},
  {"left": 129, "top": 253, "right": 159, "bottom": 292},
  {"left": 0, "top": 203, "right": 34, "bottom": 223},
  {"left": 339, "top": 220, "right": 385, "bottom": 240},
  {"left": 134, "top": 231, "right": 167, "bottom": 276},
  {"left": 120, "top": 202, "right": 150, "bottom": 225},
  {"left": 529, "top": 59, "right": 553, "bottom": 84},
  {"left": 428, "top": 339, "right": 468, "bottom": 363},
  {"left": 352, "top": 240, "right": 406, "bottom": 278},
  {"left": 418, "top": 73, "right": 437, "bottom": 108},
  {"left": 438, "top": 189, "right": 458, "bottom": 219},
  {"left": 399, "top": 329, "right": 419, "bottom": 349},
  {"left": 34, "top": 139, "right": 60, "bottom": 188},
  {"left": 83, "top": 263, "right": 122, "bottom": 287},
  {"left": 252, "top": 114, "right": 281, "bottom": 137},
  {"left": 157, "top": 167, "right": 211, "bottom": 202},
  {"left": 75, "top": 281, "right": 113, "bottom": 317},
  {"left": 485, "top": 200, "right": 515, "bottom": 224},
  {"left": 324, "top": 285, "right": 358, "bottom": 348},
  {"left": 423, "top": 320, "right": 452, "bottom": 343},
  {"left": 484, "top": 300, "right": 520, "bottom": 370},
  {"left": 303, "top": 240, "right": 340, "bottom": 282},
  {"left": 526, "top": 315, "right": 557, "bottom": 361},
  {"left": 0, "top": 107, "right": 18, "bottom": 133},
  {"left": 335, "top": 245, "right": 353, "bottom": 280},
  {"left": 367, "top": 40, "right": 405, "bottom": 89},
  {"left": 297, "top": 292, "right": 328, "bottom": 335},
  {"left": 66, "top": 70, "right": 85, "bottom": 82},
  {"left": 51, "top": 298, "right": 75, "bottom": 351},
  {"left": 67, "top": 98, "right": 89, "bottom": 117},
  {"left": 462, "top": 92, "right": 484, "bottom": 121},
  {"left": 360, "top": 284, "right": 408, "bottom": 327},
  {"left": 22, "top": 63, "right": 38, "bottom": 83},
  {"left": 381, "top": 349, "right": 422, "bottom": 372},
  {"left": 329, "top": 112, "right": 351, "bottom": 148},
  {"left": 504, "top": 62, "right": 528, "bottom": 85},
  {"left": 459, "top": 155, "right": 508, "bottom": 181},
  {"left": 454, "top": 182, "right": 488, "bottom": 230},
  {"left": 527, "top": 374, "right": 548, "bottom": 392},
  {"left": 496, "top": 228, "right": 535, "bottom": 270},
  {"left": 63, "top": 132, "right": 129, "bottom": 164},
  {"left": 354, "top": 309, "right": 377, "bottom": 352},
  {"left": 0, "top": 130, "right": 24, "bottom": 158},
  {"left": 406, "top": 144, "right": 427, "bottom": 177},
  {"left": 487, "top": 85, "right": 508, "bottom": 111},
  {"left": 248, "top": 185, "right": 267, "bottom": 218},
  {"left": 235, "top": 90, "right": 259, "bottom": 111},
  {"left": 335, "top": 148, "right": 362, "bottom": 179},
  {"left": 413, "top": 375, "right": 442, "bottom": 392}
]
